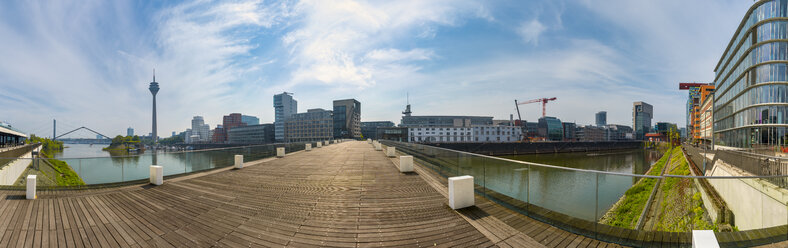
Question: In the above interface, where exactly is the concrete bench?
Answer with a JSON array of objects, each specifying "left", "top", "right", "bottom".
[
  {"left": 235, "top": 155, "right": 243, "bottom": 169},
  {"left": 399, "top": 156, "right": 413, "bottom": 172},
  {"left": 26, "top": 175, "right": 36, "bottom": 200},
  {"left": 448, "top": 176, "right": 474, "bottom": 209},
  {"left": 386, "top": 147, "right": 396, "bottom": 157},
  {"left": 277, "top": 147, "right": 285, "bottom": 158},
  {"left": 150, "top": 165, "right": 163, "bottom": 185}
]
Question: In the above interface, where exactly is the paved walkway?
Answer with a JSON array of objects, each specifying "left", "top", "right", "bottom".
[{"left": 0, "top": 141, "right": 493, "bottom": 247}]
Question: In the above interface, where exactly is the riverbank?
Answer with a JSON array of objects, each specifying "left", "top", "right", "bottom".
[{"left": 16, "top": 150, "right": 85, "bottom": 187}]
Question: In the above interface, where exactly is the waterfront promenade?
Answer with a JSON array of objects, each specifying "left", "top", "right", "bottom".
[{"left": 0, "top": 141, "right": 629, "bottom": 247}]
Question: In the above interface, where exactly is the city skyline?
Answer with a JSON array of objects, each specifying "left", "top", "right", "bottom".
[{"left": 0, "top": 0, "right": 751, "bottom": 138}]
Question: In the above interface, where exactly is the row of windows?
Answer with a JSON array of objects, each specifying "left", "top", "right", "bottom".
[
  {"left": 715, "top": 126, "right": 788, "bottom": 148},
  {"left": 714, "top": 105, "right": 788, "bottom": 131},
  {"left": 717, "top": 0, "right": 788, "bottom": 86},
  {"left": 409, "top": 136, "right": 514, "bottom": 142},
  {"left": 717, "top": 41, "right": 788, "bottom": 97},
  {"left": 716, "top": 82, "right": 788, "bottom": 120},
  {"left": 410, "top": 131, "right": 519, "bottom": 136}
]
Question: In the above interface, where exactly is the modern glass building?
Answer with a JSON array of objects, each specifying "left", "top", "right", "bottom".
[
  {"left": 360, "top": 121, "right": 395, "bottom": 140},
  {"left": 537, "top": 116, "right": 563, "bottom": 141},
  {"left": 286, "top": 109, "right": 334, "bottom": 142},
  {"left": 273, "top": 92, "right": 297, "bottom": 142},
  {"left": 595, "top": 111, "right": 607, "bottom": 127},
  {"left": 714, "top": 0, "right": 788, "bottom": 148},
  {"left": 333, "top": 99, "right": 361, "bottom": 139},
  {"left": 633, "top": 102, "right": 653, "bottom": 140},
  {"left": 241, "top": 115, "right": 260, "bottom": 126}
]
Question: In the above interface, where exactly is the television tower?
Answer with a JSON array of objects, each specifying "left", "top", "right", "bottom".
[{"left": 149, "top": 69, "right": 160, "bottom": 145}]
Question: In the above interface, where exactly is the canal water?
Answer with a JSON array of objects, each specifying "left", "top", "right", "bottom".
[
  {"left": 52, "top": 144, "right": 261, "bottom": 184},
  {"left": 489, "top": 149, "right": 664, "bottom": 221}
]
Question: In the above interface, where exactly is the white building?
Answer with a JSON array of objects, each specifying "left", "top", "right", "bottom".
[
  {"left": 190, "top": 116, "right": 211, "bottom": 143},
  {"left": 408, "top": 125, "right": 522, "bottom": 143}
]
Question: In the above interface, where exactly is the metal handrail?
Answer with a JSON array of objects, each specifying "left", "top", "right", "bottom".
[{"left": 380, "top": 140, "right": 788, "bottom": 180}]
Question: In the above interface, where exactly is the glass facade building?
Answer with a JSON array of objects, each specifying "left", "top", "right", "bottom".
[
  {"left": 537, "top": 116, "right": 563, "bottom": 141},
  {"left": 595, "top": 111, "right": 607, "bottom": 127},
  {"left": 633, "top": 102, "right": 653, "bottom": 140},
  {"left": 286, "top": 109, "right": 334, "bottom": 142},
  {"left": 714, "top": 0, "right": 788, "bottom": 148},
  {"left": 332, "top": 99, "right": 361, "bottom": 139},
  {"left": 273, "top": 92, "right": 297, "bottom": 142}
]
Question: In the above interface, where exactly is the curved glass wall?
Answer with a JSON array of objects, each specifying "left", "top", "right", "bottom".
[{"left": 714, "top": 0, "right": 788, "bottom": 148}]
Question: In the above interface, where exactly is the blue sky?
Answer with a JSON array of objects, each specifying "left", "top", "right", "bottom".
[{"left": 0, "top": 0, "right": 752, "bottom": 138}]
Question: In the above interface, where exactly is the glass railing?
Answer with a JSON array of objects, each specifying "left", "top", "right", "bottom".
[
  {"left": 380, "top": 140, "right": 788, "bottom": 247},
  {"left": 0, "top": 141, "right": 342, "bottom": 188}
]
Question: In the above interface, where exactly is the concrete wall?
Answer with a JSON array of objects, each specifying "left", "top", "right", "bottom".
[
  {"left": 708, "top": 159, "right": 788, "bottom": 230},
  {"left": 426, "top": 141, "right": 643, "bottom": 156},
  {"left": 0, "top": 151, "right": 31, "bottom": 185}
]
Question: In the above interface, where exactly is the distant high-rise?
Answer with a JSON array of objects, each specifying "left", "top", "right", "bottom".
[
  {"left": 595, "top": 111, "right": 607, "bottom": 127},
  {"left": 241, "top": 115, "right": 260, "bottom": 126},
  {"left": 149, "top": 70, "right": 159, "bottom": 145},
  {"left": 127, "top": 127, "right": 134, "bottom": 137},
  {"left": 633, "top": 102, "right": 653, "bottom": 140},
  {"left": 190, "top": 116, "right": 210, "bottom": 143},
  {"left": 333, "top": 99, "right": 361, "bottom": 139},
  {"left": 274, "top": 92, "right": 297, "bottom": 142}
]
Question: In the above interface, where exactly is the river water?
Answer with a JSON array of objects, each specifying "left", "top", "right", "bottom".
[{"left": 489, "top": 149, "right": 664, "bottom": 221}]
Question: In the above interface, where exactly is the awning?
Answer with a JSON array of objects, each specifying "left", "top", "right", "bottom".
[{"left": 0, "top": 125, "right": 27, "bottom": 138}]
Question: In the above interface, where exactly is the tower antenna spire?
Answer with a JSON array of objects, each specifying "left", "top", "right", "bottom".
[{"left": 153, "top": 68, "right": 156, "bottom": 82}]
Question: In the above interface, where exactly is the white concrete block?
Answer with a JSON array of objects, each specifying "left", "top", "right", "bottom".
[
  {"left": 386, "top": 147, "right": 396, "bottom": 157},
  {"left": 277, "top": 147, "right": 285, "bottom": 158},
  {"left": 234, "top": 155, "right": 243, "bottom": 169},
  {"left": 692, "top": 230, "right": 719, "bottom": 248},
  {"left": 150, "top": 165, "right": 163, "bottom": 185},
  {"left": 367, "top": 139, "right": 372, "bottom": 144},
  {"left": 316, "top": 142, "right": 322, "bottom": 148},
  {"left": 374, "top": 143, "right": 382, "bottom": 151},
  {"left": 399, "top": 156, "right": 413, "bottom": 172},
  {"left": 305, "top": 144, "right": 312, "bottom": 151},
  {"left": 448, "top": 176, "right": 474, "bottom": 209},
  {"left": 324, "top": 141, "right": 329, "bottom": 146},
  {"left": 26, "top": 175, "right": 36, "bottom": 200}
]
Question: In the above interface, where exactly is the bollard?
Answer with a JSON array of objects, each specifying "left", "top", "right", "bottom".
[
  {"left": 150, "top": 165, "right": 163, "bottom": 185},
  {"left": 386, "top": 147, "right": 396, "bottom": 157},
  {"left": 234, "top": 155, "right": 244, "bottom": 169},
  {"left": 305, "top": 144, "right": 312, "bottom": 151},
  {"left": 367, "top": 139, "right": 372, "bottom": 144},
  {"left": 448, "top": 176, "right": 474, "bottom": 209},
  {"left": 399, "top": 156, "right": 413, "bottom": 172},
  {"left": 26, "top": 175, "right": 36, "bottom": 200},
  {"left": 277, "top": 147, "right": 285, "bottom": 157},
  {"left": 375, "top": 143, "right": 382, "bottom": 151},
  {"left": 692, "top": 230, "right": 719, "bottom": 248},
  {"left": 324, "top": 141, "right": 329, "bottom": 146},
  {"left": 316, "top": 142, "right": 322, "bottom": 148}
]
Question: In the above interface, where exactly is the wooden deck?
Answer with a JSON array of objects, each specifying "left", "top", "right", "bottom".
[{"left": 0, "top": 141, "right": 493, "bottom": 247}]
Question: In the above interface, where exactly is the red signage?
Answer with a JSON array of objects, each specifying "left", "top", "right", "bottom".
[{"left": 679, "top": 83, "right": 708, "bottom": 90}]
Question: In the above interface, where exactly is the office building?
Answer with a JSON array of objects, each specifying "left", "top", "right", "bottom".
[
  {"left": 685, "top": 85, "right": 714, "bottom": 141},
  {"left": 576, "top": 125, "right": 606, "bottom": 141},
  {"left": 285, "top": 109, "right": 334, "bottom": 142},
  {"left": 213, "top": 113, "right": 246, "bottom": 143},
  {"left": 595, "top": 111, "right": 607, "bottom": 127},
  {"left": 190, "top": 116, "right": 211, "bottom": 143},
  {"left": 127, "top": 127, "right": 134, "bottom": 137},
  {"left": 606, "top": 124, "right": 634, "bottom": 141},
  {"left": 333, "top": 99, "right": 361, "bottom": 139},
  {"left": 712, "top": 0, "right": 788, "bottom": 148},
  {"left": 537, "top": 116, "right": 564, "bottom": 141},
  {"left": 274, "top": 92, "right": 297, "bottom": 142},
  {"left": 212, "top": 125, "right": 226, "bottom": 143},
  {"left": 407, "top": 125, "right": 521, "bottom": 143},
  {"left": 700, "top": 95, "right": 714, "bottom": 144},
  {"left": 633, "top": 102, "right": 653, "bottom": 140},
  {"left": 228, "top": 124, "right": 275, "bottom": 144},
  {"left": 400, "top": 116, "right": 493, "bottom": 128},
  {"left": 360, "top": 121, "right": 395, "bottom": 140},
  {"left": 241, "top": 115, "right": 260, "bottom": 126},
  {"left": 563, "top": 122, "right": 577, "bottom": 141},
  {"left": 376, "top": 127, "right": 409, "bottom": 142}
]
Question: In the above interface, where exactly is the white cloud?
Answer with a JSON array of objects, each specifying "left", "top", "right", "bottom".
[{"left": 517, "top": 19, "right": 547, "bottom": 45}]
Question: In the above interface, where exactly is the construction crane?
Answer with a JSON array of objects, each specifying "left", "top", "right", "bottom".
[{"left": 515, "top": 97, "right": 557, "bottom": 122}]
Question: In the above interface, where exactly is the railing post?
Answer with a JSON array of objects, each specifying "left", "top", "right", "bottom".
[
  {"left": 26, "top": 175, "right": 36, "bottom": 200},
  {"left": 149, "top": 165, "right": 163, "bottom": 185},
  {"left": 234, "top": 155, "right": 243, "bottom": 169}
]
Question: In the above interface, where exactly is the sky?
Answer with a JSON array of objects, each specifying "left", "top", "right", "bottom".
[{"left": 0, "top": 0, "right": 753, "bottom": 138}]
